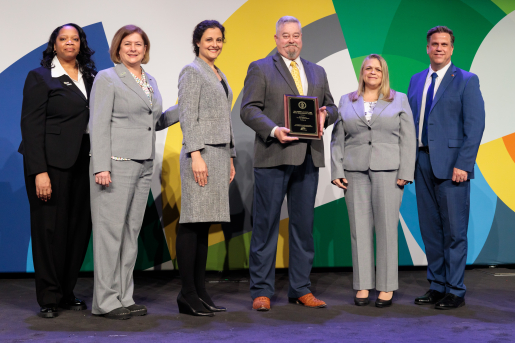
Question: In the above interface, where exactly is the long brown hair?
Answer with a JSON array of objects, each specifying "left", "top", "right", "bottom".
[{"left": 349, "top": 54, "right": 395, "bottom": 102}]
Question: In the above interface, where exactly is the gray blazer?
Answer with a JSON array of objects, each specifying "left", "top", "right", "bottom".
[
  {"left": 240, "top": 52, "right": 338, "bottom": 168},
  {"left": 89, "top": 63, "right": 179, "bottom": 174},
  {"left": 330, "top": 92, "right": 416, "bottom": 181},
  {"left": 178, "top": 57, "right": 235, "bottom": 157}
]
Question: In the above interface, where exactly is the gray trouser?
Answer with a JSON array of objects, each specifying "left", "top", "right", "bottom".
[
  {"left": 344, "top": 170, "right": 403, "bottom": 292},
  {"left": 90, "top": 159, "right": 153, "bottom": 314}
]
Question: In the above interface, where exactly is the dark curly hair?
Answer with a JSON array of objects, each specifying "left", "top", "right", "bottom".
[
  {"left": 41, "top": 23, "right": 97, "bottom": 83},
  {"left": 192, "top": 20, "right": 225, "bottom": 56}
]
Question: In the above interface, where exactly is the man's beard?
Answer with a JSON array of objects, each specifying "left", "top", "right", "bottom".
[{"left": 284, "top": 44, "right": 298, "bottom": 59}]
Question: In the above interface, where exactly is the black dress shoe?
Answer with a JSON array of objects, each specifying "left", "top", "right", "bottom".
[
  {"left": 127, "top": 304, "right": 147, "bottom": 316},
  {"left": 354, "top": 297, "right": 369, "bottom": 306},
  {"left": 414, "top": 290, "right": 445, "bottom": 305},
  {"left": 38, "top": 307, "right": 58, "bottom": 318},
  {"left": 200, "top": 298, "right": 227, "bottom": 312},
  {"left": 177, "top": 293, "right": 214, "bottom": 317},
  {"left": 435, "top": 293, "right": 465, "bottom": 310},
  {"left": 59, "top": 298, "right": 87, "bottom": 311},
  {"left": 375, "top": 298, "right": 393, "bottom": 308},
  {"left": 95, "top": 307, "right": 131, "bottom": 320}
]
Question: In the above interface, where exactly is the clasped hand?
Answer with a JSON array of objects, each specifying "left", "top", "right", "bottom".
[{"left": 332, "top": 178, "right": 409, "bottom": 190}]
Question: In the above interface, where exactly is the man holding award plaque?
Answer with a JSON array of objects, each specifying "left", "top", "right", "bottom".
[{"left": 240, "top": 16, "right": 337, "bottom": 311}]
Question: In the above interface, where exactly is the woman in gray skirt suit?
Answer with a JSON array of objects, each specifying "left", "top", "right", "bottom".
[
  {"left": 330, "top": 54, "right": 416, "bottom": 308},
  {"left": 176, "top": 20, "right": 236, "bottom": 316}
]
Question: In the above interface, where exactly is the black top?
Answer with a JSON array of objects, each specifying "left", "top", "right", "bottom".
[
  {"left": 220, "top": 79, "right": 228, "bottom": 98},
  {"left": 18, "top": 67, "right": 93, "bottom": 176}
]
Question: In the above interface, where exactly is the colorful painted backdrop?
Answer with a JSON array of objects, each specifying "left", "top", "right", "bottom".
[{"left": 1, "top": 0, "right": 514, "bottom": 272}]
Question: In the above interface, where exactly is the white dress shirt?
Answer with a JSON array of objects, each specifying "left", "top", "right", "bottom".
[
  {"left": 418, "top": 61, "right": 451, "bottom": 147},
  {"left": 271, "top": 54, "right": 309, "bottom": 138},
  {"left": 51, "top": 56, "right": 89, "bottom": 134},
  {"left": 51, "top": 55, "right": 87, "bottom": 99}
]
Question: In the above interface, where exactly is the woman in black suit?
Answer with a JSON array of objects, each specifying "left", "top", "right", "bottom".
[{"left": 19, "top": 23, "right": 96, "bottom": 318}]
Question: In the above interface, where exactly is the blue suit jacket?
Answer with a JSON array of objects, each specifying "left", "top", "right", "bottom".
[{"left": 407, "top": 64, "right": 485, "bottom": 180}]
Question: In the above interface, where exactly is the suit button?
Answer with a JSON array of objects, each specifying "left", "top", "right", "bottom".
[
  {"left": 148, "top": 127, "right": 151, "bottom": 131},
  {"left": 369, "top": 141, "right": 371, "bottom": 145},
  {"left": 86, "top": 105, "right": 89, "bottom": 109},
  {"left": 148, "top": 110, "right": 152, "bottom": 115},
  {"left": 368, "top": 127, "right": 371, "bottom": 130}
]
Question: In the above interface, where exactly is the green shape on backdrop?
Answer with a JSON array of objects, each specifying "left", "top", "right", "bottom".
[
  {"left": 332, "top": 0, "right": 402, "bottom": 60},
  {"left": 313, "top": 198, "right": 353, "bottom": 267},
  {"left": 334, "top": 0, "right": 504, "bottom": 77},
  {"left": 206, "top": 231, "right": 252, "bottom": 271},
  {"left": 491, "top": 0, "right": 515, "bottom": 14},
  {"left": 382, "top": 0, "right": 500, "bottom": 72}
]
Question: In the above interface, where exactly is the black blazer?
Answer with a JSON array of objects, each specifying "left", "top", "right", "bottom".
[{"left": 18, "top": 66, "right": 93, "bottom": 176}]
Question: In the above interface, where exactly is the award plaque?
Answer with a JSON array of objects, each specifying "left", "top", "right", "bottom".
[{"left": 284, "top": 94, "right": 321, "bottom": 140}]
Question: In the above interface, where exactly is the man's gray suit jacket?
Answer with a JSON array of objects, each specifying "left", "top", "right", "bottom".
[
  {"left": 89, "top": 63, "right": 178, "bottom": 174},
  {"left": 240, "top": 52, "right": 337, "bottom": 168},
  {"left": 330, "top": 92, "right": 416, "bottom": 181}
]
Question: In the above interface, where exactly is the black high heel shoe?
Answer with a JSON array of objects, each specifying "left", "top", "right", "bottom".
[
  {"left": 177, "top": 293, "right": 214, "bottom": 317},
  {"left": 200, "top": 298, "right": 227, "bottom": 312},
  {"left": 375, "top": 292, "right": 394, "bottom": 308}
]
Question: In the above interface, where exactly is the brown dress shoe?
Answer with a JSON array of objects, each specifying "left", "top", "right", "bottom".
[
  {"left": 290, "top": 293, "right": 327, "bottom": 308},
  {"left": 252, "top": 296, "right": 271, "bottom": 311}
]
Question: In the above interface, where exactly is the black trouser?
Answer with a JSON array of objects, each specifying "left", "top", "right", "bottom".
[{"left": 24, "top": 135, "right": 92, "bottom": 307}]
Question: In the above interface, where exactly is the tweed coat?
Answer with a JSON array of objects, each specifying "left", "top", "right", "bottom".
[{"left": 178, "top": 57, "right": 236, "bottom": 223}]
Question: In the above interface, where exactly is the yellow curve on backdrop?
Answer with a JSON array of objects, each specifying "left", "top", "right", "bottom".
[
  {"left": 476, "top": 137, "right": 515, "bottom": 212},
  {"left": 161, "top": 0, "right": 336, "bottom": 266}
]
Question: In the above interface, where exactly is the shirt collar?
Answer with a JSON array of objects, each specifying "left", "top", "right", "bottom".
[
  {"left": 429, "top": 60, "right": 451, "bottom": 79},
  {"left": 51, "top": 55, "right": 82, "bottom": 82},
  {"left": 281, "top": 54, "right": 303, "bottom": 69}
]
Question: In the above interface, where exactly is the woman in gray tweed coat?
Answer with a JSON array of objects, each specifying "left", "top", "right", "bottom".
[{"left": 176, "top": 20, "right": 236, "bottom": 316}]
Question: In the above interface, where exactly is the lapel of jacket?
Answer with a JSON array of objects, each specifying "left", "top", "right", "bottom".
[
  {"left": 414, "top": 70, "right": 428, "bottom": 124},
  {"left": 429, "top": 63, "right": 456, "bottom": 114},
  {"left": 273, "top": 53, "right": 299, "bottom": 96},
  {"left": 302, "top": 58, "right": 315, "bottom": 97},
  {"left": 369, "top": 94, "right": 391, "bottom": 126},
  {"left": 351, "top": 96, "right": 369, "bottom": 127},
  {"left": 58, "top": 75, "right": 87, "bottom": 102},
  {"left": 115, "top": 63, "right": 151, "bottom": 110},
  {"left": 196, "top": 57, "right": 230, "bottom": 101}
]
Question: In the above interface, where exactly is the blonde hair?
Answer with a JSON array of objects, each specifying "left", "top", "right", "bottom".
[
  {"left": 110, "top": 25, "right": 150, "bottom": 64},
  {"left": 349, "top": 54, "right": 395, "bottom": 102}
]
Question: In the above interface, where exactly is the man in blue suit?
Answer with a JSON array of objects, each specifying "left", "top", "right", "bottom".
[{"left": 407, "top": 26, "right": 485, "bottom": 309}]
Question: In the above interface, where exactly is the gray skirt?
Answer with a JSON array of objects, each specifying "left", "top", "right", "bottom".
[{"left": 179, "top": 143, "right": 231, "bottom": 223}]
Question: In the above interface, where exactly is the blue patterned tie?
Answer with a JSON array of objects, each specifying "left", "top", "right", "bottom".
[{"left": 422, "top": 72, "right": 438, "bottom": 146}]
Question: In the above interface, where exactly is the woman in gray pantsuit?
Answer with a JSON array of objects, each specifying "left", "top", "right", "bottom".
[
  {"left": 330, "top": 54, "right": 416, "bottom": 308},
  {"left": 176, "top": 20, "right": 236, "bottom": 316},
  {"left": 89, "top": 25, "right": 178, "bottom": 319}
]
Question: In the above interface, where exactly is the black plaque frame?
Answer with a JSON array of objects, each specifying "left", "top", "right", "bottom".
[{"left": 283, "top": 94, "right": 321, "bottom": 140}]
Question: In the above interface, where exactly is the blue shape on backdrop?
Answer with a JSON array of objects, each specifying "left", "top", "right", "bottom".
[
  {"left": 468, "top": 164, "right": 497, "bottom": 263},
  {"left": 400, "top": 165, "right": 497, "bottom": 264},
  {"left": 0, "top": 22, "right": 112, "bottom": 273},
  {"left": 400, "top": 183, "right": 425, "bottom": 252}
]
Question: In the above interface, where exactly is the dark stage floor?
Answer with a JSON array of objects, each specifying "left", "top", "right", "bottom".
[{"left": 0, "top": 268, "right": 514, "bottom": 342}]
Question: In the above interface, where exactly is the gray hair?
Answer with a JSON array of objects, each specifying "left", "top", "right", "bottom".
[{"left": 276, "top": 16, "right": 302, "bottom": 33}]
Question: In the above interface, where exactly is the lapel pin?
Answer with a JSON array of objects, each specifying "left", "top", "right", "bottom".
[
  {"left": 64, "top": 81, "right": 72, "bottom": 85},
  {"left": 451, "top": 74, "right": 454, "bottom": 77},
  {"left": 121, "top": 72, "right": 126, "bottom": 76}
]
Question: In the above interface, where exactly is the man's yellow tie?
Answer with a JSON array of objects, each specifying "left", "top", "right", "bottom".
[{"left": 290, "top": 61, "right": 304, "bottom": 95}]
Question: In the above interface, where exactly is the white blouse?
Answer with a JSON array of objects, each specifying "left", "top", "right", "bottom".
[{"left": 364, "top": 101, "right": 377, "bottom": 123}]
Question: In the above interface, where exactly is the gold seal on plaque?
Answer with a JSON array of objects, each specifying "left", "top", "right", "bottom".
[{"left": 298, "top": 101, "right": 307, "bottom": 109}]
